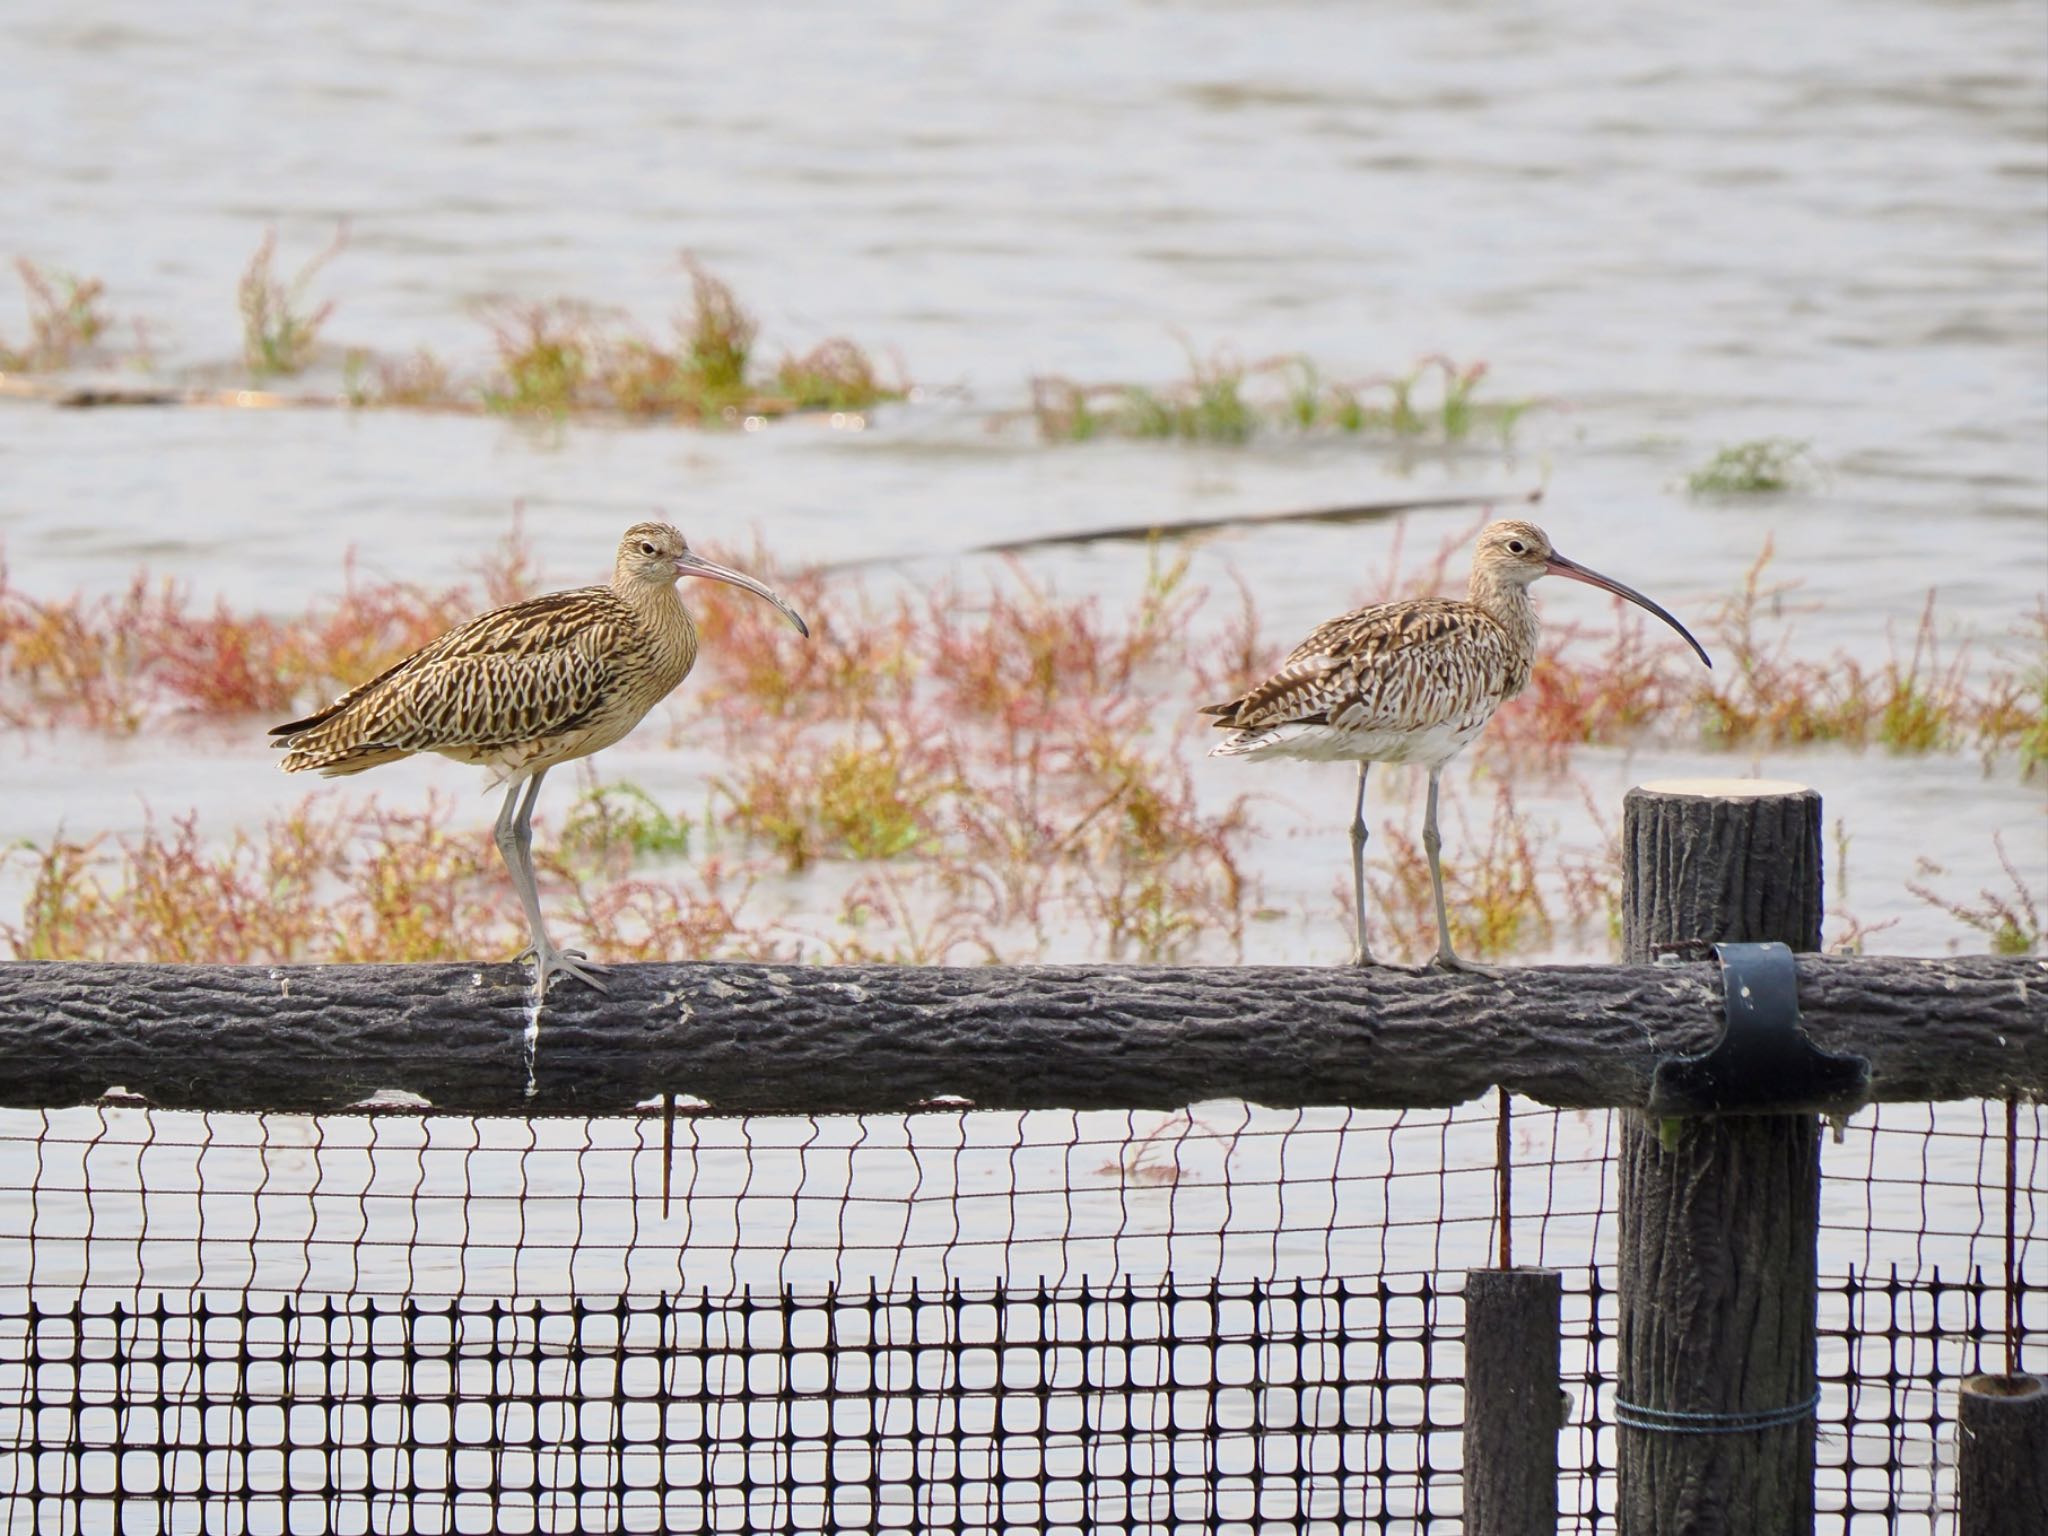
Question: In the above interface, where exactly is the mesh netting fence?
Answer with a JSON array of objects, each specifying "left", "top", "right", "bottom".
[{"left": 1, "top": 1098, "right": 2040, "bottom": 1533}]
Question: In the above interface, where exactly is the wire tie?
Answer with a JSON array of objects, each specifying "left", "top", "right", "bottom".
[{"left": 1613, "top": 1388, "right": 1821, "bottom": 1435}]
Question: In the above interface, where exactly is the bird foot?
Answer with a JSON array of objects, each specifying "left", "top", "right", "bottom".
[
  {"left": 512, "top": 943, "right": 592, "bottom": 966},
  {"left": 1425, "top": 950, "right": 1502, "bottom": 978},
  {"left": 522, "top": 944, "right": 609, "bottom": 998}
]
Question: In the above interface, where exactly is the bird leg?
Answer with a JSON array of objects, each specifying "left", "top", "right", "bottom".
[
  {"left": 1422, "top": 765, "right": 1498, "bottom": 976},
  {"left": 1348, "top": 761, "right": 1375, "bottom": 966},
  {"left": 505, "top": 772, "right": 593, "bottom": 967},
  {"left": 497, "top": 778, "right": 542, "bottom": 966},
  {"left": 500, "top": 774, "right": 547, "bottom": 963},
  {"left": 496, "top": 769, "right": 608, "bottom": 997}
]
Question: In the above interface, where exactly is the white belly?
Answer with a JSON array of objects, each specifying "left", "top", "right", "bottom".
[
  {"left": 437, "top": 712, "right": 644, "bottom": 783},
  {"left": 1211, "top": 715, "right": 1494, "bottom": 767}
]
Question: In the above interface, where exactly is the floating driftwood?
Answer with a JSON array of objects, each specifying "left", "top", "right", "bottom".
[{"left": 966, "top": 486, "right": 1545, "bottom": 555}]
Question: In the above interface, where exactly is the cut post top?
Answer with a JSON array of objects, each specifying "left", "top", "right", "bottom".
[
  {"left": 1962, "top": 1374, "right": 2045, "bottom": 1402},
  {"left": 1633, "top": 778, "right": 1813, "bottom": 799}
]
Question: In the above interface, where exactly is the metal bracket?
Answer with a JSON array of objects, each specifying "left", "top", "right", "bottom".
[{"left": 1647, "top": 942, "right": 1870, "bottom": 1116}]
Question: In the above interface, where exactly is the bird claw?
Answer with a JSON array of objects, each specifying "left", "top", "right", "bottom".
[
  {"left": 522, "top": 945, "right": 609, "bottom": 998},
  {"left": 512, "top": 944, "right": 591, "bottom": 966}
]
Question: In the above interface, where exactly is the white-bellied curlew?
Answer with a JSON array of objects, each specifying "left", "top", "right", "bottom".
[
  {"left": 1201, "top": 519, "right": 1711, "bottom": 970},
  {"left": 270, "top": 521, "right": 808, "bottom": 996}
]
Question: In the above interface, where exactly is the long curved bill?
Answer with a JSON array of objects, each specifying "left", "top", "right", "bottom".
[
  {"left": 675, "top": 551, "right": 810, "bottom": 638},
  {"left": 1545, "top": 551, "right": 1712, "bottom": 669}
]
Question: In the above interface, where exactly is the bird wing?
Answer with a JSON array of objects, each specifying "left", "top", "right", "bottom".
[
  {"left": 273, "top": 587, "right": 634, "bottom": 753},
  {"left": 1202, "top": 599, "right": 1517, "bottom": 735}
]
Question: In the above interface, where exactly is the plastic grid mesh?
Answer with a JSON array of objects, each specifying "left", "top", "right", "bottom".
[{"left": 0, "top": 1098, "right": 2039, "bottom": 1534}]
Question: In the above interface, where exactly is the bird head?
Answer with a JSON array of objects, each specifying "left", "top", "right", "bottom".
[
  {"left": 617, "top": 521, "right": 692, "bottom": 585},
  {"left": 1472, "top": 520, "right": 1557, "bottom": 585},
  {"left": 615, "top": 520, "right": 810, "bottom": 637},
  {"left": 1473, "top": 519, "right": 1711, "bottom": 669}
]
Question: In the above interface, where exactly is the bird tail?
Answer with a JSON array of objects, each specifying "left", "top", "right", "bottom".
[
  {"left": 271, "top": 709, "right": 410, "bottom": 777},
  {"left": 267, "top": 704, "right": 343, "bottom": 739},
  {"left": 1208, "top": 729, "right": 1270, "bottom": 759},
  {"left": 275, "top": 740, "right": 411, "bottom": 777}
]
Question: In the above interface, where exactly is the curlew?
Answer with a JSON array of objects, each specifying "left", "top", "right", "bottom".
[
  {"left": 270, "top": 521, "right": 808, "bottom": 996},
  {"left": 1201, "top": 519, "right": 1711, "bottom": 970}
]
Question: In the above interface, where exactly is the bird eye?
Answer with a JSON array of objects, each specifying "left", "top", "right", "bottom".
[
  {"left": 639, "top": 541, "right": 658, "bottom": 556},
  {"left": 1507, "top": 540, "right": 1527, "bottom": 555}
]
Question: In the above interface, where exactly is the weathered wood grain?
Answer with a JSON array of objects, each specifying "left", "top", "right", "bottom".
[
  {"left": 1463, "top": 1267, "right": 1564, "bottom": 1536},
  {"left": 1620, "top": 782, "right": 1825, "bottom": 1536},
  {"left": 1959, "top": 1374, "right": 2048, "bottom": 1536},
  {"left": 0, "top": 954, "right": 2038, "bottom": 1117}
]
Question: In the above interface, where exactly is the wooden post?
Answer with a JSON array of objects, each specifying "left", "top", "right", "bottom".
[
  {"left": 1463, "top": 1267, "right": 1563, "bottom": 1535},
  {"left": 1958, "top": 1374, "right": 2048, "bottom": 1535},
  {"left": 1618, "top": 780, "right": 1824, "bottom": 1536}
]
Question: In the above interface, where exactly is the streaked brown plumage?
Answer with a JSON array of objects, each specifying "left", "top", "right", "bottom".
[
  {"left": 271, "top": 521, "right": 808, "bottom": 995},
  {"left": 1203, "top": 519, "right": 1711, "bottom": 969}
]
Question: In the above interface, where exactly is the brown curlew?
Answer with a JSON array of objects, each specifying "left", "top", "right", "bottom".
[
  {"left": 270, "top": 521, "right": 808, "bottom": 996},
  {"left": 1201, "top": 519, "right": 1711, "bottom": 970}
]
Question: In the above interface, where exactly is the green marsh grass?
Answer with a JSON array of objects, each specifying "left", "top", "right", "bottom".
[
  {"left": 479, "top": 300, "right": 595, "bottom": 416},
  {"left": 681, "top": 259, "right": 755, "bottom": 397},
  {"left": 238, "top": 227, "right": 344, "bottom": 378},
  {"left": 718, "top": 731, "right": 941, "bottom": 872},
  {"left": 1364, "top": 783, "right": 1618, "bottom": 963},
  {"left": 0, "top": 260, "right": 113, "bottom": 372},
  {"left": 3, "top": 798, "right": 776, "bottom": 966},
  {"left": 1909, "top": 836, "right": 2041, "bottom": 956},
  {"left": 1030, "top": 351, "right": 1533, "bottom": 445},
  {"left": 474, "top": 265, "right": 901, "bottom": 423},
  {"left": 1978, "top": 605, "right": 2048, "bottom": 778},
  {"left": 1687, "top": 438, "right": 1815, "bottom": 495},
  {"left": 343, "top": 347, "right": 457, "bottom": 409},
  {"left": 775, "top": 338, "right": 898, "bottom": 411},
  {"left": 9, "top": 234, "right": 902, "bottom": 423},
  {"left": 560, "top": 781, "right": 694, "bottom": 865}
]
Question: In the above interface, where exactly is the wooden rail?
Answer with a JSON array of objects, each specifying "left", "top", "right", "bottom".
[{"left": 0, "top": 953, "right": 2039, "bottom": 1117}]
